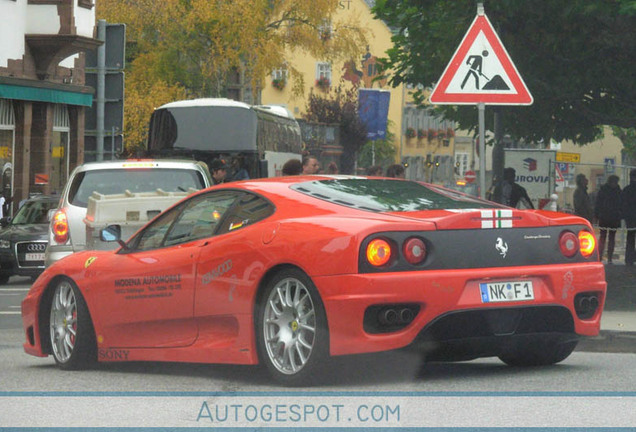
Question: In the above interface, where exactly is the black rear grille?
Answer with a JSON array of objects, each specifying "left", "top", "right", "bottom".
[
  {"left": 16, "top": 241, "right": 47, "bottom": 268},
  {"left": 415, "top": 306, "right": 575, "bottom": 343}
]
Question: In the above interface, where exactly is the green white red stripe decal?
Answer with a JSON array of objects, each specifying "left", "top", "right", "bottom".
[{"left": 481, "top": 209, "right": 513, "bottom": 228}]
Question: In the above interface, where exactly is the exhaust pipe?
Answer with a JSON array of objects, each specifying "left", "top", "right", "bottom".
[
  {"left": 379, "top": 309, "right": 398, "bottom": 325},
  {"left": 400, "top": 308, "right": 414, "bottom": 324}
]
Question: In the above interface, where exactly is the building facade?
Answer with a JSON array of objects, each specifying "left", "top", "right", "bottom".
[
  {"left": 260, "top": 0, "right": 451, "bottom": 179},
  {"left": 0, "top": 0, "right": 98, "bottom": 215}
]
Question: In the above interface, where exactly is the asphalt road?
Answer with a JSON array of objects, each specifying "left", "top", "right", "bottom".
[
  {"left": 0, "top": 276, "right": 29, "bottom": 330},
  {"left": 2, "top": 276, "right": 636, "bottom": 428}
]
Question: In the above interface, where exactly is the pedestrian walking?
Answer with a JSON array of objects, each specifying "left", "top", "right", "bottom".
[
  {"left": 302, "top": 155, "right": 320, "bottom": 174},
  {"left": 622, "top": 169, "right": 636, "bottom": 266},
  {"left": 386, "top": 163, "right": 405, "bottom": 178},
  {"left": 573, "top": 173, "right": 594, "bottom": 223},
  {"left": 595, "top": 175, "right": 622, "bottom": 264},
  {"left": 282, "top": 158, "right": 302, "bottom": 176},
  {"left": 366, "top": 165, "right": 383, "bottom": 176},
  {"left": 492, "top": 167, "right": 534, "bottom": 208}
]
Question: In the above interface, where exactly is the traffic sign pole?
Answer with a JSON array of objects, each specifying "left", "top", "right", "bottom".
[{"left": 479, "top": 102, "right": 486, "bottom": 198}]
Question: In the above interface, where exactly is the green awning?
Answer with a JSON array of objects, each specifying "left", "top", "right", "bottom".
[{"left": 0, "top": 83, "right": 92, "bottom": 107}]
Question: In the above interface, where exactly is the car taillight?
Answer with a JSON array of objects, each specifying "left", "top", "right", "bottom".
[
  {"left": 52, "top": 210, "right": 69, "bottom": 244},
  {"left": 366, "top": 239, "right": 392, "bottom": 267},
  {"left": 578, "top": 230, "right": 596, "bottom": 258},
  {"left": 403, "top": 237, "right": 426, "bottom": 265},
  {"left": 559, "top": 231, "right": 578, "bottom": 257}
]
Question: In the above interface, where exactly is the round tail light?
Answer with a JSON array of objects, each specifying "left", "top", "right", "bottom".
[
  {"left": 366, "top": 239, "right": 392, "bottom": 267},
  {"left": 559, "top": 231, "right": 578, "bottom": 257},
  {"left": 578, "top": 230, "right": 596, "bottom": 258},
  {"left": 403, "top": 237, "right": 426, "bottom": 265},
  {"left": 52, "top": 210, "right": 69, "bottom": 245}
]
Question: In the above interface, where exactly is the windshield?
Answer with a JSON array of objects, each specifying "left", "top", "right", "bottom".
[
  {"left": 11, "top": 199, "right": 58, "bottom": 225},
  {"left": 291, "top": 178, "right": 495, "bottom": 212},
  {"left": 148, "top": 106, "right": 258, "bottom": 152},
  {"left": 68, "top": 168, "right": 206, "bottom": 208}
]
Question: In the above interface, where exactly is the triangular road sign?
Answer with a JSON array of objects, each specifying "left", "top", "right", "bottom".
[{"left": 429, "top": 12, "right": 533, "bottom": 105}]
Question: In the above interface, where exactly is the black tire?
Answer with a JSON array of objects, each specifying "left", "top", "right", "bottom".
[
  {"left": 0, "top": 274, "right": 10, "bottom": 285},
  {"left": 255, "top": 268, "right": 329, "bottom": 386},
  {"left": 48, "top": 278, "right": 96, "bottom": 370},
  {"left": 498, "top": 339, "right": 578, "bottom": 367}
]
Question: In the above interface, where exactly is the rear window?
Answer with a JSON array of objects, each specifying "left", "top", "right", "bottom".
[
  {"left": 291, "top": 178, "right": 494, "bottom": 212},
  {"left": 68, "top": 168, "right": 206, "bottom": 208},
  {"left": 12, "top": 199, "right": 58, "bottom": 225}
]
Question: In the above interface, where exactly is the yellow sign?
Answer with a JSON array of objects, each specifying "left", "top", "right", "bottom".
[
  {"left": 0, "top": 147, "right": 8, "bottom": 158},
  {"left": 556, "top": 152, "right": 580, "bottom": 163},
  {"left": 52, "top": 146, "right": 65, "bottom": 158}
]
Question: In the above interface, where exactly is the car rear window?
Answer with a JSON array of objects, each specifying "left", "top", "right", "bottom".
[
  {"left": 291, "top": 178, "right": 493, "bottom": 212},
  {"left": 68, "top": 168, "right": 206, "bottom": 208},
  {"left": 11, "top": 199, "right": 58, "bottom": 224}
]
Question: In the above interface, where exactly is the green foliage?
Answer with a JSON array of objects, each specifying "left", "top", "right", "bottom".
[
  {"left": 304, "top": 82, "right": 368, "bottom": 174},
  {"left": 373, "top": 0, "right": 636, "bottom": 146},
  {"left": 358, "top": 121, "right": 397, "bottom": 169},
  {"left": 612, "top": 127, "right": 636, "bottom": 164}
]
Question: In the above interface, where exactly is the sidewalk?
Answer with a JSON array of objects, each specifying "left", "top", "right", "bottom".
[{"left": 577, "top": 263, "right": 636, "bottom": 353}]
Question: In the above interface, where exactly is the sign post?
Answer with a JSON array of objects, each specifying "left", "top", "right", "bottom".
[{"left": 429, "top": 3, "right": 533, "bottom": 199}]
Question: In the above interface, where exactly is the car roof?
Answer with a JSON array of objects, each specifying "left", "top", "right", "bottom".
[
  {"left": 71, "top": 159, "right": 207, "bottom": 172},
  {"left": 23, "top": 194, "right": 59, "bottom": 203}
]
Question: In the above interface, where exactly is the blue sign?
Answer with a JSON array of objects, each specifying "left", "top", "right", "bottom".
[
  {"left": 358, "top": 89, "right": 390, "bottom": 141},
  {"left": 604, "top": 158, "right": 615, "bottom": 174}
]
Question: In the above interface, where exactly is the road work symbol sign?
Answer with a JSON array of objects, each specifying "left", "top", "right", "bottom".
[{"left": 429, "top": 12, "right": 533, "bottom": 105}]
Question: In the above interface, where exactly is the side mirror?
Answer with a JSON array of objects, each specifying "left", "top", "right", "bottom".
[
  {"left": 100, "top": 225, "right": 122, "bottom": 242},
  {"left": 100, "top": 225, "right": 129, "bottom": 251}
]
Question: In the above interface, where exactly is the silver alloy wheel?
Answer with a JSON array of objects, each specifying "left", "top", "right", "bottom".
[
  {"left": 49, "top": 281, "right": 78, "bottom": 363},
  {"left": 263, "top": 277, "right": 316, "bottom": 375}
]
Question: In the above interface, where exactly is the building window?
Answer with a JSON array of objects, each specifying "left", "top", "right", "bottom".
[
  {"left": 316, "top": 62, "right": 332, "bottom": 81},
  {"left": 455, "top": 152, "right": 469, "bottom": 176},
  {"left": 0, "top": 99, "right": 15, "bottom": 214},
  {"left": 51, "top": 104, "right": 70, "bottom": 196},
  {"left": 318, "top": 20, "right": 332, "bottom": 42}
]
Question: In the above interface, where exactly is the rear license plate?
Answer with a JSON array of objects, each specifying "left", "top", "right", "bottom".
[
  {"left": 25, "top": 253, "right": 45, "bottom": 261},
  {"left": 480, "top": 281, "right": 534, "bottom": 303}
]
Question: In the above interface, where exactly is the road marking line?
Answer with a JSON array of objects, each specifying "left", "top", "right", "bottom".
[
  {"left": 0, "top": 311, "right": 21, "bottom": 315},
  {"left": 0, "top": 288, "right": 30, "bottom": 292}
]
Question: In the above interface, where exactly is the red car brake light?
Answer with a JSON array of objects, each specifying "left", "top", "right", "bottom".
[
  {"left": 52, "top": 210, "right": 69, "bottom": 244},
  {"left": 366, "top": 239, "right": 392, "bottom": 267},
  {"left": 578, "top": 230, "right": 596, "bottom": 258},
  {"left": 559, "top": 231, "right": 578, "bottom": 258},
  {"left": 403, "top": 237, "right": 426, "bottom": 265}
]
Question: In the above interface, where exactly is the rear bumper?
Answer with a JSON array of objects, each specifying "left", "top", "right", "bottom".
[
  {"left": 314, "top": 263, "right": 606, "bottom": 356},
  {"left": 44, "top": 245, "right": 74, "bottom": 267}
]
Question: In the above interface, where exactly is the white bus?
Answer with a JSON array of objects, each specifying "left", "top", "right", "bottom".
[{"left": 147, "top": 98, "right": 303, "bottom": 179}]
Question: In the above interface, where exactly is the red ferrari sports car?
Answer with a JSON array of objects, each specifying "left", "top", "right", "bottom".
[{"left": 22, "top": 176, "right": 606, "bottom": 385}]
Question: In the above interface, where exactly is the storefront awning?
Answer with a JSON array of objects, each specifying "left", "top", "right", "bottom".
[{"left": 0, "top": 83, "right": 93, "bottom": 107}]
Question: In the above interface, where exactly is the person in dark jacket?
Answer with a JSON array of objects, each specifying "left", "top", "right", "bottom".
[
  {"left": 622, "top": 169, "right": 636, "bottom": 265},
  {"left": 573, "top": 173, "right": 594, "bottom": 223},
  {"left": 492, "top": 167, "right": 534, "bottom": 208},
  {"left": 595, "top": 174, "right": 622, "bottom": 263}
]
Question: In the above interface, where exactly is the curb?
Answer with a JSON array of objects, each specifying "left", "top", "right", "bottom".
[{"left": 576, "top": 330, "right": 636, "bottom": 354}]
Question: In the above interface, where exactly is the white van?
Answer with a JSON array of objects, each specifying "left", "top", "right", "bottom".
[{"left": 45, "top": 159, "right": 211, "bottom": 266}]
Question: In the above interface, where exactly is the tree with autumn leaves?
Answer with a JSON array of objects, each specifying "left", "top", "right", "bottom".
[{"left": 97, "top": 0, "right": 368, "bottom": 154}]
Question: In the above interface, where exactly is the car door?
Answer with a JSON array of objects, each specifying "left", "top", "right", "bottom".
[
  {"left": 194, "top": 192, "right": 275, "bottom": 320},
  {"left": 96, "top": 192, "right": 239, "bottom": 348}
]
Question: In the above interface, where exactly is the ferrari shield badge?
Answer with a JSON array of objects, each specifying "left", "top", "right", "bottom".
[{"left": 84, "top": 256, "right": 97, "bottom": 268}]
